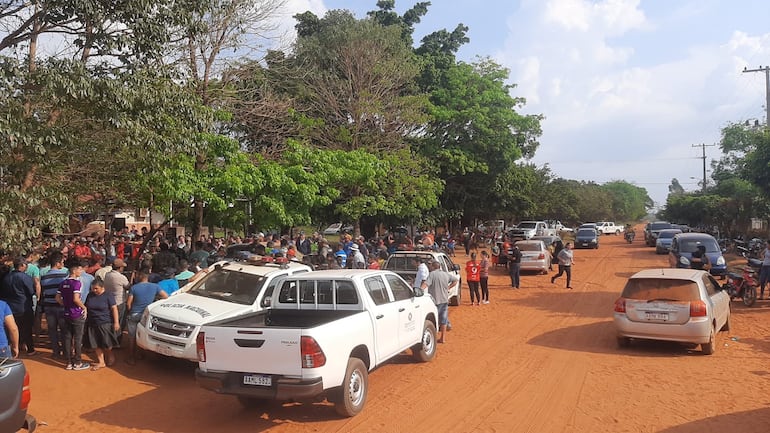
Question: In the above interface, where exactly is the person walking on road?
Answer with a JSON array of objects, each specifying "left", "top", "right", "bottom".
[
  {"left": 421, "top": 260, "right": 459, "bottom": 343},
  {"left": 465, "top": 253, "right": 481, "bottom": 305},
  {"left": 479, "top": 250, "right": 491, "bottom": 304},
  {"left": 508, "top": 244, "right": 523, "bottom": 289},
  {"left": 759, "top": 241, "right": 770, "bottom": 299},
  {"left": 551, "top": 242, "right": 575, "bottom": 289}
]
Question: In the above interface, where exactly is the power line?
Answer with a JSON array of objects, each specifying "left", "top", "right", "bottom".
[
  {"left": 691, "top": 143, "right": 716, "bottom": 192},
  {"left": 742, "top": 65, "right": 770, "bottom": 127}
]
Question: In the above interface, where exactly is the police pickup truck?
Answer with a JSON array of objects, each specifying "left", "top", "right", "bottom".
[
  {"left": 136, "top": 257, "right": 312, "bottom": 361},
  {"left": 195, "top": 270, "right": 438, "bottom": 417}
]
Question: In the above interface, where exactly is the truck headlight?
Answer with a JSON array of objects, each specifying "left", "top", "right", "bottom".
[{"left": 140, "top": 309, "right": 150, "bottom": 327}]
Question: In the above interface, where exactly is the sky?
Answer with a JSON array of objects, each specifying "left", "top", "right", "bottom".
[{"left": 276, "top": 0, "right": 770, "bottom": 208}]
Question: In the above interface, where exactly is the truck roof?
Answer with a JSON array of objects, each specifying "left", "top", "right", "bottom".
[
  {"left": 281, "top": 269, "right": 400, "bottom": 280},
  {"left": 211, "top": 259, "right": 312, "bottom": 276}
]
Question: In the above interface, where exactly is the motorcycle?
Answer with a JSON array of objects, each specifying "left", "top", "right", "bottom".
[
  {"left": 624, "top": 231, "right": 635, "bottom": 243},
  {"left": 722, "top": 257, "right": 761, "bottom": 307}
]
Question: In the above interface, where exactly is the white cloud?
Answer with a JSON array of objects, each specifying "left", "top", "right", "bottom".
[{"left": 496, "top": 0, "right": 770, "bottom": 204}]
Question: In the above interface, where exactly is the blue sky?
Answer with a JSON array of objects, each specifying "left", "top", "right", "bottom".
[{"left": 283, "top": 0, "right": 770, "bottom": 207}]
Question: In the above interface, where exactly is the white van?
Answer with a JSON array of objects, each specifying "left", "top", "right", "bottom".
[{"left": 136, "top": 257, "right": 312, "bottom": 361}]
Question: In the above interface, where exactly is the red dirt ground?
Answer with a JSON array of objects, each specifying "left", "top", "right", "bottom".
[{"left": 21, "top": 233, "right": 770, "bottom": 433}]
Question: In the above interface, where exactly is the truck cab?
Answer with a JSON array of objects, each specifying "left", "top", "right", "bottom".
[{"left": 136, "top": 257, "right": 312, "bottom": 361}]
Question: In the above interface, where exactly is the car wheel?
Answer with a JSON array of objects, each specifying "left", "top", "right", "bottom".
[
  {"left": 701, "top": 327, "right": 716, "bottom": 355},
  {"left": 743, "top": 286, "right": 757, "bottom": 307},
  {"left": 412, "top": 320, "right": 437, "bottom": 362},
  {"left": 617, "top": 336, "right": 631, "bottom": 348},
  {"left": 334, "top": 358, "right": 368, "bottom": 417},
  {"left": 237, "top": 396, "right": 268, "bottom": 409}
]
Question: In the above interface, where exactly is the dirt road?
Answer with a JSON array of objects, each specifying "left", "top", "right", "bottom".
[{"left": 23, "top": 234, "right": 770, "bottom": 432}]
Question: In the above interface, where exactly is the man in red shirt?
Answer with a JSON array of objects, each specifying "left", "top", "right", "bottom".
[{"left": 465, "top": 253, "right": 481, "bottom": 305}]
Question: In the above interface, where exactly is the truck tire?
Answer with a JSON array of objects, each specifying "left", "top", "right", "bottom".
[
  {"left": 449, "top": 279, "right": 462, "bottom": 306},
  {"left": 334, "top": 358, "right": 368, "bottom": 417},
  {"left": 412, "top": 320, "right": 437, "bottom": 362}
]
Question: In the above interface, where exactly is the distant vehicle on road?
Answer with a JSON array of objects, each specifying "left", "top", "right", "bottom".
[
  {"left": 644, "top": 221, "right": 673, "bottom": 247},
  {"left": 515, "top": 240, "right": 551, "bottom": 274},
  {"left": 574, "top": 228, "right": 599, "bottom": 249},
  {"left": 655, "top": 229, "right": 682, "bottom": 254},
  {"left": 323, "top": 223, "right": 353, "bottom": 235},
  {"left": 668, "top": 233, "right": 727, "bottom": 279}
]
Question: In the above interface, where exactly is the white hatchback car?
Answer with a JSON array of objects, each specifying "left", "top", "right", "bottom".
[{"left": 613, "top": 268, "right": 730, "bottom": 355}]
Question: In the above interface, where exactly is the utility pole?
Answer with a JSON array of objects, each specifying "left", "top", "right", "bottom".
[
  {"left": 743, "top": 65, "right": 770, "bottom": 127},
  {"left": 692, "top": 143, "right": 715, "bottom": 192}
]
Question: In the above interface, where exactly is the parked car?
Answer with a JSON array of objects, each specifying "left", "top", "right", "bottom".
[
  {"left": 596, "top": 222, "right": 622, "bottom": 235},
  {"left": 578, "top": 223, "right": 599, "bottom": 235},
  {"left": 0, "top": 358, "right": 36, "bottom": 432},
  {"left": 668, "top": 233, "right": 727, "bottom": 279},
  {"left": 323, "top": 223, "right": 353, "bottom": 235},
  {"left": 655, "top": 229, "right": 682, "bottom": 254},
  {"left": 613, "top": 268, "right": 730, "bottom": 354},
  {"left": 514, "top": 240, "right": 551, "bottom": 274},
  {"left": 574, "top": 228, "right": 599, "bottom": 249},
  {"left": 644, "top": 221, "right": 673, "bottom": 247},
  {"left": 382, "top": 251, "right": 461, "bottom": 305}
]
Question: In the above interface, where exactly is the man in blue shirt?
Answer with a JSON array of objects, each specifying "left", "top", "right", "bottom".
[
  {"left": 0, "top": 257, "right": 37, "bottom": 356},
  {"left": 125, "top": 270, "right": 168, "bottom": 364},
  {"left": 40, "top": 252, "right": 69, "bottom": 358},
  {"left": 0, "top": 299, "right": 19, "bottom": 358}
]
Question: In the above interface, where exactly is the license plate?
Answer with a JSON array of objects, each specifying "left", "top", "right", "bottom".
[
  {"left": 582, "top": 243, "right": 589, "bottom": 247},
  {"left": 645, "top": 312, "right": 669, "bottom": 321},
  {"left": 156, "top": 344, "right": 173, "bottom": 356},
  {"left": 243, "top": 374, "right": 272, "bottom": 387}
]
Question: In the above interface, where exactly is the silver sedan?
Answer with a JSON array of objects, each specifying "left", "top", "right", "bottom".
[
  {"left": 613, "top": 268, "right": 731, "bottom": 354},
  {"left": 514, "top": 240, "right": 551, "bottom": 274}
]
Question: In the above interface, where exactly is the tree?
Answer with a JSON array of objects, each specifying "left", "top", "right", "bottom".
[{"left": 602, "top": 181, "right": 652, "bottom": 222}]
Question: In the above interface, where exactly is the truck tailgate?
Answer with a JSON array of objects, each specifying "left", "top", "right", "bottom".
[{"left": 202, "top": 327, "right": 303, "bottom": 376}]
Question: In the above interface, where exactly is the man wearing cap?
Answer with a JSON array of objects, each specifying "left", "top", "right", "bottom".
[
  {"left": 0, "top": 257, "right": 38, "bottom": 356},
  {"left": 104, "top": 258, "right": 130, "bottom": 330},
  {"left": 349, "top": 243, "right": 365, "bottom": 269},
  {"left": 421, "top": 260, "right": 459, "bottom": 343}
]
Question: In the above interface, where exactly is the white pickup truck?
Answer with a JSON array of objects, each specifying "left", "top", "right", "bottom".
[
  {"left": 509, "top": 221, "right": 557, "bottom": 240},
  {"left": 596, "top": 221, "right": 622, "bottom": 235},
  {"left": 195, "top": 269, "right": 438, "bottom": 417},
  {"left": 136, "top": 257, "right": 312, "bottom": 361}
]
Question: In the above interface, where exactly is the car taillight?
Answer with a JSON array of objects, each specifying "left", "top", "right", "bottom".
[
  {"left": 301, "top": 336, "right": 326, "bottom": 368},
  {"left": 196, "top": 332, "right": 206, "bottom": 362},
  {"left": 538, "top": 253, "right": 545, "bottom": 259},
  {"left": 20, "top": 371, "right": 31, "bottom": 410},
  {"left": 614, "top": 297, "right": 626, "bottom": 313},
  {"left": 690, "top": 300, "right": 707, "bottom": 317}
]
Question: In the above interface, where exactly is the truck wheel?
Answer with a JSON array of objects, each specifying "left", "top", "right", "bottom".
[
  {"left": 237, "top": 396, "right": 268, "bottom": 409},
  {"left": 412, "top": 320, "right": 437, "bottom": 362},
  {"left": 334, "top": 358, "right": 368, "bottom": 417}
]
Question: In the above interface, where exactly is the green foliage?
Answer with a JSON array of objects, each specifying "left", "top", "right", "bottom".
[{"left": 601, "top": 181, "right": 652, "bottom": 222}]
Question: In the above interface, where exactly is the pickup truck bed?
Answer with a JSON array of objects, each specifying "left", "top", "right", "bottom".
[{"left": 209, "top": 309, "right": 362, "bottom": 329}]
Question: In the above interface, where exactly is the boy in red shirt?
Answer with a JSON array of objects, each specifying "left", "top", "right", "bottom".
[{"left": 465, "top": 253, "right": 481, "bottom": 305}]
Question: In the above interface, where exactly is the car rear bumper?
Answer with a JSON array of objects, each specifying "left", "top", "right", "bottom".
[
  {"left": 520, "top": 261, "right": 548, "bottom": 272},
  {"left": 614, "top": 314, "right": 712, "bottom": 344},
  {"left": 196, "top": 369, "right": 325, "bottom": 400}
]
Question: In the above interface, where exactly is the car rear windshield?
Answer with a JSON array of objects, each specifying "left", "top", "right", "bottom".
[
  {"left": 649, "top": 223, "right": 672, "bottom": 231},
  {"left": 679, "top": 238, "right": 720, "bottom": 253},
  {"left": 621, "top": 278, "right": 700, "bottom": 301},
  {"left": 518, "top": 243, "right": 541, "bottom": 252},
  {"left": 658, "top": 231, "right": 680, "bottom": 239},
  {"left": 577, "top": 229, "right": 595, "bottom": 236},
  {"left": 383, "top": 255, "right": 429, "bottom": 271}
]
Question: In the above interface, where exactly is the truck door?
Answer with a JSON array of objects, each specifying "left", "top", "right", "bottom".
[
  {"left": 363, "top": 275, "right": 402, "bottom": 360},
  {"left": 385, "top": 274, "right": 421, "bottom": 349}
]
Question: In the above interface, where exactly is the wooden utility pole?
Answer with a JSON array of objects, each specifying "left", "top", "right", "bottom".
[
  {"left": 742, "top": 65, "right": 770, "bottom": 127},
  {"left": 692, "top": 143, "right": 715, "bottom": 192}
]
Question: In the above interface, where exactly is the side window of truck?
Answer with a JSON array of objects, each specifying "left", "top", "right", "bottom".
[
  {"left": 385, "top": 274, "right": 413, "bottom": 301},
  {"left": 365, "top": 276, "right": 390, "bottom": 305},
  {"left": 336, "top": 281, "right": 358, "bottom": 304},
  {"left": 277, "top": 281, "right": 298, "bottom": 303}
]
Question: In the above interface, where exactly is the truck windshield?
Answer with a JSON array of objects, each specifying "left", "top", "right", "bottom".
[
  {"left": 518, "top": 222, "right": 537, "bottom": 229},
  {"left": 187, "top": 269, "right": 266, "bottom": 305}
]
